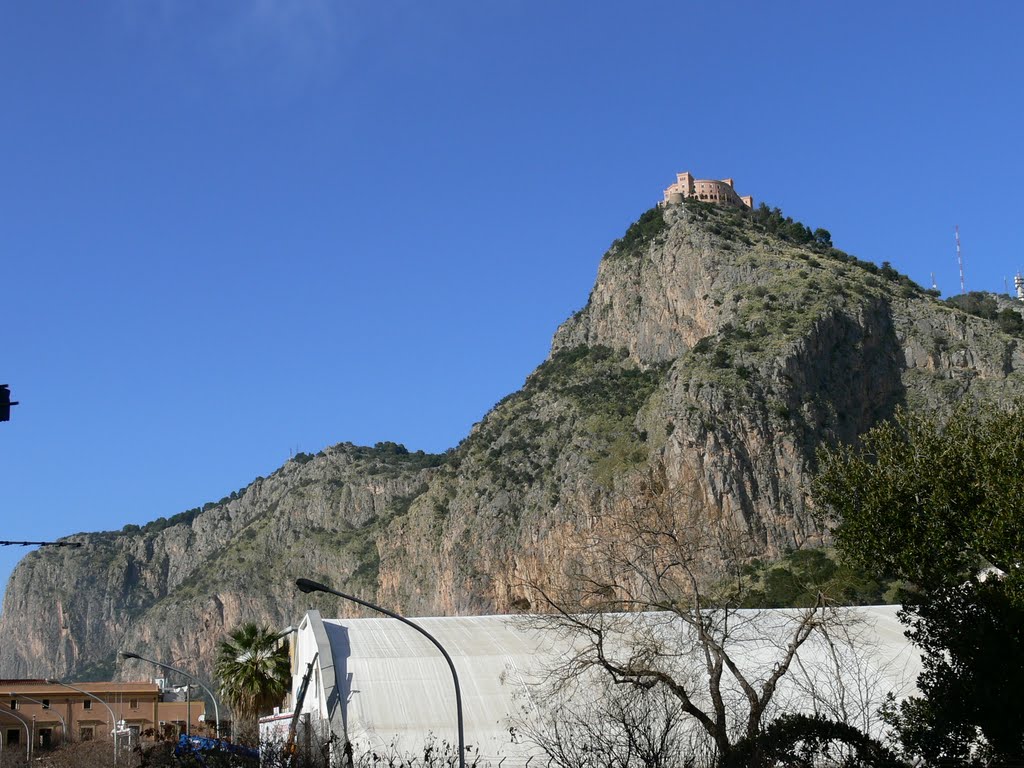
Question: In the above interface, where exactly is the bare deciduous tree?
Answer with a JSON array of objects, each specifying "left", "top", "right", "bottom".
[
  {"left": 518, "top": 675, "right": 699, "bottom": 768},
  {"left": 520, "top": 462, "right": 873, "bottom": 766}
]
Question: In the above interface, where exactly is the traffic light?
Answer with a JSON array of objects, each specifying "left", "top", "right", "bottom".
[{"left": 0, "top": 385, "right": 18, "bottom": 422}]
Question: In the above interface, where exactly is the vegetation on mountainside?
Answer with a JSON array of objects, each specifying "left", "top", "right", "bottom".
[
  {"left": 683, "top": 197, "right": 930, "bottom": 295},
  {"left": 610, "top": 205, "right": 668, "bottom": 258},
  {"left": 295, "top": 441, "right": 447, "bottom": 474},
  {"left": 118, "top": 443, "right": 444, "bottom": 538},
  {"left": 459, "top": 346, "right": 668, "bottom": 490},
  {"left": 70, "top": 654, "right": 117, "bottom": 683},
  {"left": 598, "top": 196, "right": 953, "bottom": 411},
  {"left": 945, "top": 290, "right": 1024, "bottom": 336},
  {"left": 608, "top": 195, "right": 927, "bottom": 305},
  {"left": 145, "top": 446, "right": 439, "bottom": 613},
  {"left": 723, "top": 547, "right": 904, "bottom": 609}
]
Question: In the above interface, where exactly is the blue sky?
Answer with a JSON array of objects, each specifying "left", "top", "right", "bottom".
[{"left": 2, "top": 2, "right": 1023, "bottom": 597}]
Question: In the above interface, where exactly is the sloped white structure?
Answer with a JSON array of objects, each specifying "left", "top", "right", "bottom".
[{"left": 261, "top": 607, "right": 920, "bottom": 765}]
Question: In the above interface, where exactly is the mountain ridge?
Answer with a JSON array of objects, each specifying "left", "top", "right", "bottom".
[{"left": 3, "top": 198, "right": 1023, "bottom": 683}]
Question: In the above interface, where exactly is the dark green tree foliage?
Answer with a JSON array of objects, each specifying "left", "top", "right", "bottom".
[
  {"left": 812, "top": 228, "right": 832, "bottom": 249},
  {"left": 945, "top": 291, "right": 999, "bottom": 320},
  {"left": 612, "top": 206, "right": 667, "bottom": 256},
  {"left": 944, "top": 291, "right": 1024, "bottom": 338},
  {"left": 813, "top": 404, "right": 1024, "bottom": 764},
  {"left": 815, "top": 405, "right": 1024, "bottom": 595},
  {"left": 997, "top": 307, "right": 1024, "bottom": 335},
  {"left": 735, "top": 548, "right": 894, "bottom": 609},
  {"left": 749, "top": 203, "right": 816, "bottom": 245},
  {"left": 886, "top": 579, "right": 1024, "bottom": 764},
  {"left": 725, "top": 713, "right": 903, "bottom": 768}
]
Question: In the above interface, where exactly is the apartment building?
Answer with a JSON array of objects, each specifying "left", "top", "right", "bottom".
[{"left": 1, "top": 679, "right": 207, "bottom": 749}]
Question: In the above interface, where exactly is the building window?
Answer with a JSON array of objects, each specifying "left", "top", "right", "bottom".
[
  {"left": 129, "top": 699, "right": 138, "bottom": 710},
  {"left": 7, "top": 729, "right": 20, "bottom": 746},
  {"left": 83, "top": 700, "right": 92, "bottom": 710},
  {"left": 41, "top": 699, "right": 49, "bottom": 710},
  {"left": 9, "top": 700, "right": 16, "bottom": 710},
  {"left": 80, "top": 726, "right": 94, "bottom": 741}
]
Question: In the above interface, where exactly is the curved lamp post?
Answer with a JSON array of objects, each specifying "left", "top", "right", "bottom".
[
  {"left": 0, "top": 704, "right": 33, "bottom": 762},
  {"left": 119, "top": 652, "right": 221, "bottom": 738},
  {"left": 295, "top": 577, "right": 466, "bottom": 768},
  {"left": 8, "top": 693, "right": 67, "bottom": 747},
  {"left": 45, "top": 679, "right": 118, "bottom": 765}
]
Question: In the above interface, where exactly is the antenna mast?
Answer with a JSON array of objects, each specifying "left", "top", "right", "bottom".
[{"left": 956, "top": 225, "right": 965, "bottom": 294}]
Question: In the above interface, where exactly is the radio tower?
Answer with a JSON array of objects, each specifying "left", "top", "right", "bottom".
[{"left": 956, "top": 225, "right": 966, "bottom": 294}]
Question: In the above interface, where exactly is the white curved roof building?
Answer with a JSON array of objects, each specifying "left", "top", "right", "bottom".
[{"left": 262, "top": 607, "right": 920, "bottom": 765}]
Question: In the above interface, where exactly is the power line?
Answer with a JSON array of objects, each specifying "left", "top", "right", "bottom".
[{"left": 0, "top": 540, "right": 81, "bottom": 548}]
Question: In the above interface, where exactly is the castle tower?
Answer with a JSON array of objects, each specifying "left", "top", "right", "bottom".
[{"left": 660, "top": 171, "right": 753, "bottom": 209}]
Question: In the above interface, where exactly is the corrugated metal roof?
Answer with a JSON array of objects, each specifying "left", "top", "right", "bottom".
[{"left": 297, "top": 606, "right": 920, "bottom": 763}]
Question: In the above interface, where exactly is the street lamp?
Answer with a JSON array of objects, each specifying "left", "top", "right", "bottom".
[
  {"left": 7, "top": 693, "right": 67, "bottom": 747},
  {"left": 119, "top": 652, "right": 221, "bottom": 738},
  {"left": 0, "top": 705, "right": 33, "bottom": 762},
  {"left": 45, "top": 680, "right": 118, "bottom": 765},
  {"left": 295, "top": 577, "right": 466, "bottom": 768}
]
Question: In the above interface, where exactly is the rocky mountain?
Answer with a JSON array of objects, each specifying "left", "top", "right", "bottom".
[{"left": 3, "top": 198, "right": 1023, "bottom": 683}]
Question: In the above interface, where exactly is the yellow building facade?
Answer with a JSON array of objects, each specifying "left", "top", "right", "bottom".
[{"left": 1, "top": 679, "right": 207, "bottom": 750}]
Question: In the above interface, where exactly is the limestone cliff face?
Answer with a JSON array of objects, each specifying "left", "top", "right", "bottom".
[
  {"left": 0, "top": 445, "right": 439, "bottom": 680},
  {"left": 3, "top": 200, "right": 1023, "bottom": 681},
  {"left": 373, "top": 205, "right": 1024, "bottom": 617}
]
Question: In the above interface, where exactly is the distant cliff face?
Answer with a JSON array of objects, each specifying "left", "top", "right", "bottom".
[
  {"left": 0, "top": 445, "right": 439, "bottom": 681},
  {"left": 4, "top": 200, "right": 1023, "bottom": 682}
]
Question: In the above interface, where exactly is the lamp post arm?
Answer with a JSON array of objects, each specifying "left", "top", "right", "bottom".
[
  {"left": 8, "top": 694, "right": 67, "bottom": 742},
  {"left": 0, "top": 706, "right": 33, "bottom": 762},
  {"left": 45, "top": 679, "right": 119, "bottom": 765},
  {"left": 120, "top": 653, "right": 220, "bottom": 738},
  {"left": 295, "top": 578, "right": 466, "bottom": 768}
]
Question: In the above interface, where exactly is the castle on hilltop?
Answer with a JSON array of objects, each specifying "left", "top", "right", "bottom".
[{"left": 660, "top": 171, "right": 754, "bottom": 209}]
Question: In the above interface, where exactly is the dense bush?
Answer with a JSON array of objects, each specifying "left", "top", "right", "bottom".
[
  {"left": 946, "top": 291, "right": 999, "bottom": 320},
  {"left": 945, "top": 291, "right": 1024, "bottom": 337},
  {"left": 610, "top": 206, "right": 667, "bottom": 257},
  {"left": 732, "top": 548, "right": 901, "bottom": 608},
  {"left": 998, "top": 307, "right": 1024, "bottom": 335}
]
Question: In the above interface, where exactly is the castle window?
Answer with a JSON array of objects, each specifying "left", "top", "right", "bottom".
[{"left": 83, "top": 700, "right": 92, "bottom": 710}]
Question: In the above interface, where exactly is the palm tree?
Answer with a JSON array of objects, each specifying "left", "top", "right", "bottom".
[{"left": 215, "top": 623, "right": 291, "bottom": 737}]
